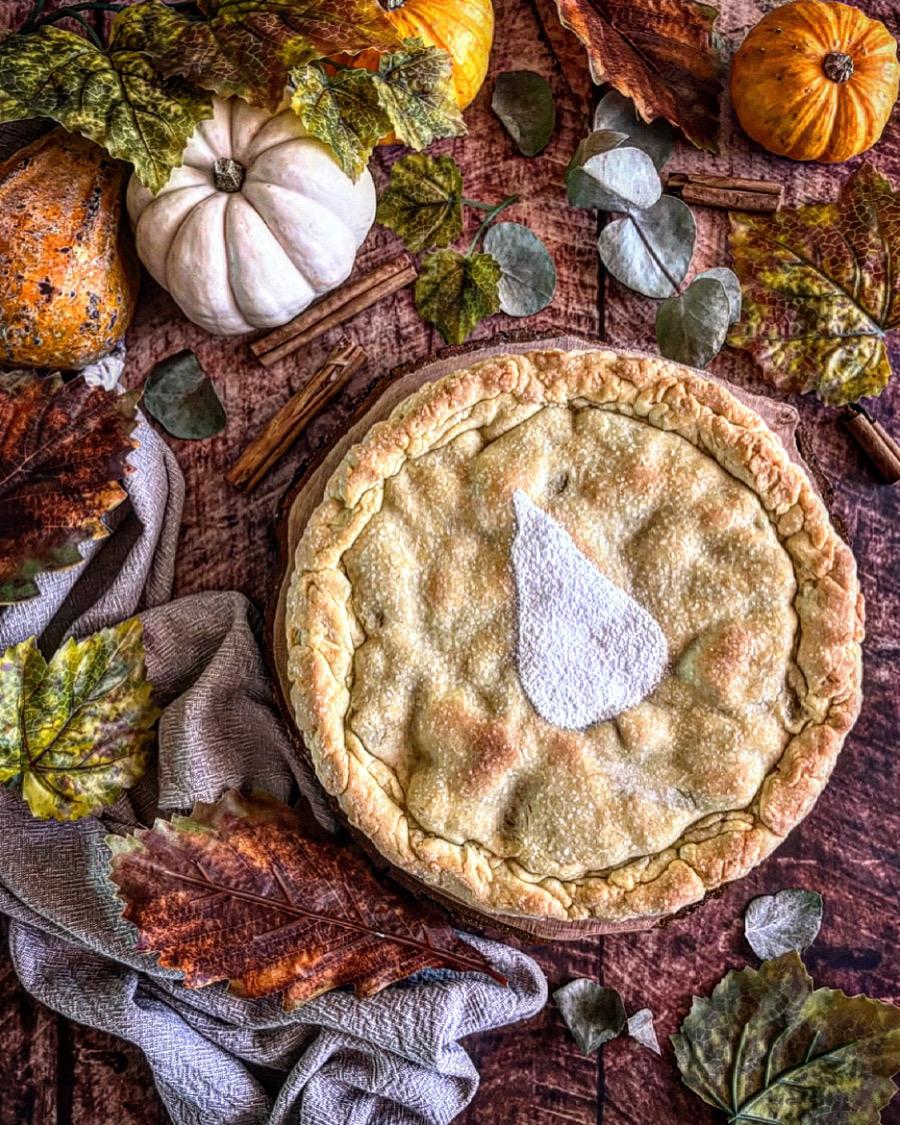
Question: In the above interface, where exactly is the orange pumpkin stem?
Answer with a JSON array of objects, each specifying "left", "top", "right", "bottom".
[{"left": 823, "top": 51, "right": 854, "bottom": 83}]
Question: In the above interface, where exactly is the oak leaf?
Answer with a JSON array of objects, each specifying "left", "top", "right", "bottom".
[
  {"left": 0, "top": 619, "right": 158, "bottom": 821},
  {"left": 0, "top": 372, "right": 138, "bottom": 605},
  {"left": 107, "top": 790, "right": 506, "bottom": 1008},
  {"left": 729, "top": 163, "right": 900, "bottom": 405},
  {"left": 0, "top": 15, "right": 213, "bottom": 193},
  {"left": 551, "top": 0, "right": 721, "bottom": 152},
  {"left": 130, "top": 0, "right": 403, "bottom": 112},
  {"left": 673, "top": 952, "right": 900, "bottom": 1123}
]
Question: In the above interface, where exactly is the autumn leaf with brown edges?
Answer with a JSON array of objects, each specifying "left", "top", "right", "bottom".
[
  {"left": 0, "top": 372, "right": 138, "bottom": 605},
  {"left": 729, "top": 162, "right": 900, "bottom": 405},
  {"left": 551, "top": 0, "right": 722, "bottom": 151},
  {"left": 107, "top": 790, "right": 506, "bottom": 1008},
  {"left": 127, "top": 0, "right": 404, "bottom": 112}
]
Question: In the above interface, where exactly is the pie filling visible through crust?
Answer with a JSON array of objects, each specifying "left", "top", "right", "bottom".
[{"left": 286, "top": 350, "right": 863, "bottom": 924}]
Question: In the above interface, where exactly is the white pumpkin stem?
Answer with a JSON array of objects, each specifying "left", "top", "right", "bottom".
[
  {"left": 823, "top": 52, "right": 854, "bottom": 83},
  {"left": 383, "top": 0, "right": 406, "bottom": 9},
  {"left": 212, "top": 157, "right": 245, "bottom": 193}
]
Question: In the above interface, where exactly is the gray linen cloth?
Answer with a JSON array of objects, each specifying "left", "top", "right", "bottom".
[{"left": 0, "top": 413, "right": 547, "bottom": 1124}]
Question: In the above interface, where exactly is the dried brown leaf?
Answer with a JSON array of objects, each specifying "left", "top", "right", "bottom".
[
  {"left": 551, "top": 0, "right": 721, "bottom": 151},
  {"left": 108, "top": 790, "right": 506, "bottom": 1009},
  {"left": 0, "top": 372, "right": 138, "bottom": 604}
]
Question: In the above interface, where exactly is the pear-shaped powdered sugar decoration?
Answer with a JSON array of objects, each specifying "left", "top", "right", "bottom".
[{"left": 512, "top": 491, "right": 668, "bottom": 730}]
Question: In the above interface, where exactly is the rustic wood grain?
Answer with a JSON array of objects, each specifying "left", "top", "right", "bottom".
[
  {"left": 597, "top": 2, "right": 900, "bottom": 1122},
  {"left": 1, "top": 0, "right": 899, "bottom": 1121}
]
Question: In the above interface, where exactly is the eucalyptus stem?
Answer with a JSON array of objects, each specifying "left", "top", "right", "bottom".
[
  {"left": 21, "top": 0, "right": 50, "bottom": 32},
  {"left": 462, "top": 197, "right": 499, "bottom": 212},
  {"left": 36, "top": 8, "right": 105, "bottom": 46},
  {"left": 466, "top": 194, "right": 519, "bottom": 255}
]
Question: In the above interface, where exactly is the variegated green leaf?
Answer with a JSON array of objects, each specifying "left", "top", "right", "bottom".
[
  {"left": 673, "top": 952, "right": 900, "bottom": 1123},
  {"left": 0, "top": 18, "right": 212, "bottom": 192},
  {"left": 729, "top": 162, "right": 900, "bottom": 405},
  {"left": 375, "top": 39, "right": 465, "bottom": 151},
  {"left": 291, "top": 63, "right": 387, "bottom": 179},
  {"left": 0, "top": 620, "right": 159, "bottom": 821},
  {"left": 415, "top": 249, "right": 500, "bottom": 344},
  {"left": 376, "top": 153, "right": 464, "bottom": 252}
]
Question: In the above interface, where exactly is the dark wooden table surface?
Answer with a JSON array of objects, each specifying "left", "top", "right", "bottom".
[{"left": 2, "top": 0, "right": 899, "bottom": 1121}]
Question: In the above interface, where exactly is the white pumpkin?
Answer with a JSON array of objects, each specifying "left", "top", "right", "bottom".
[{"left": 126, "top": 97, "right": 376, "bottom": 336}]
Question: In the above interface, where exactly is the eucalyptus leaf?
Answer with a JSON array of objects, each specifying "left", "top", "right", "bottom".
[
  {"left": 745, "top": 889, "right": 824, "bottom": 961},
  {"left": 695, "top": 266, "right": 742, "bottom": 325},
  {"left": 554, "top": 979, "right": 626, "bottom": 1055},
  {"left": 567, "top": 129, "right": 628, "bottom": 173},
  {"left": 627, "top": 1008, "right": 662, "bottom": 1055},
  {"left": 656, "top": 276, "right": 731, "bottom": 369},
  {"left": 491, "top": 70, "right": 556, "bottom": 157},
  {"left": 568, "top": 145, "right": 661, "bottom": 213},
  {"left": 598, "top": 195, "right": 695, "bottom": 299},
  {"left": 483, "top": 222, "right": 557, "bottom": 317},
  {"left": 593, "top": 90, "right": 676, "bottom": 170},
  {"left": 143, "top": 350, "right": 226, "bottom": 441}
]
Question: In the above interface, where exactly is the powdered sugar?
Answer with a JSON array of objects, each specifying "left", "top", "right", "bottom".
[{"left": 512, "top": 491, "right": 668, "bottom": 731}]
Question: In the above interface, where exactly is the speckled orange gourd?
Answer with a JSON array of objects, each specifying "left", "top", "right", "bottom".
[
  {"left": 730, "top": 0, "right": 900, "bottom": 163},
  {"left": 0, "top": 129, "right": 139, "bottom": 369}
]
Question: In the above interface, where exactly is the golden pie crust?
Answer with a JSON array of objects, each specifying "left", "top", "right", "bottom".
[{"left": 285, "top": 350, "right": 863, "bottom": 924}]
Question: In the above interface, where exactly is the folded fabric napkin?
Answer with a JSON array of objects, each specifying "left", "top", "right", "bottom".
[{"left": 0, "top": 412, "right": 546, "bottom": 1125}]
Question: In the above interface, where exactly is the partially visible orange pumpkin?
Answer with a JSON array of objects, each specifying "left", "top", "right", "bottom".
[
  {"left": 0, "top": 129, "right": 139, "bottom": 369},
  {"left": 730, "top": 0, "right": 900, "bottom": 163},
  {"left": 348, "top": 0, "right": 494, "bottom": 116}
]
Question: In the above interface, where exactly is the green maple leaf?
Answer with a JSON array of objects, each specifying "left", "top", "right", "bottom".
[
  {"left": 375, "top": 40, "right": 466, "bottom": 150},
  {"left": 292, "top": 42, "right": 464, "bottom": 178},
  {"left": 132, "top": 0, "right": 403, "bottom": 112},
  {"left": 0, "top": 15, "right": 212, "bottom": 192},
  {"left": 291, "top": 63, "right": 387, "bottom": 180},
  {"left": 0, "top": 620, "right": 159, "bottom": 822},
  {"left": 729, "top": 162, "right": 900, "bottom": 405},
  {"left": 415, "top": 249, "right": 501, "bottom": 344},
  {"left": 673, "top": 951, "right": 900, "bottom": 1123},
  {"left": 376, "top": 153, "right": 464, "bottom": 252}
]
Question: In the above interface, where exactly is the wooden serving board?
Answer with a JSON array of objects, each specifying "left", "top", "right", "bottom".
[{"left": 267, "top": 332, "right": 818, "bottom": 941}]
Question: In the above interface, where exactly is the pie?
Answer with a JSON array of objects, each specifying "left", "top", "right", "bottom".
[{"left": 285, "top": 350, "right": 863, "bottom": 925}]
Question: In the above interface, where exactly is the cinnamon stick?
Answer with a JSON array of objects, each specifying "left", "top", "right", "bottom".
[
  {"left": 841, "top": 403, "right": 900, "bottom": 485},
  {"left": 251, "top": 255, "right": 417, "bottom": 368},
  {"left": 665, "top": 172, "right": 783, "bottom": 213},
  {"left": 226, "top": 341, "right": 366, "bottom": 492}
]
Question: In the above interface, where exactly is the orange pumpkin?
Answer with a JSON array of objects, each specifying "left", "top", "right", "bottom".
[
  {"left": 349, "top": 0, "right": 494, "bottom": 114},
  {"left": 0, "top": 130, "right": 139, "bottom": 369},
  {"left": 730, "top": 0, "right": 900, "bottom": 163}
]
